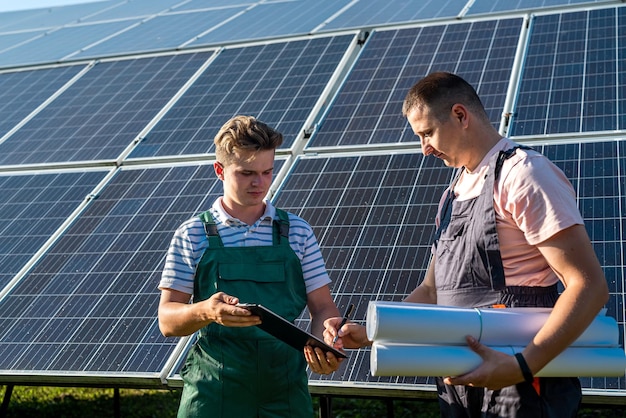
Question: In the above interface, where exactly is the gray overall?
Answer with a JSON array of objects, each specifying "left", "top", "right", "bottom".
[{"left": 433, "top": 147, "right": 581, "bottom": 418}]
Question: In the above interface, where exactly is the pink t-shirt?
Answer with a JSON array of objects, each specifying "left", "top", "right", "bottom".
[{"left": 437, "top": 138, "right": 583, "bottom": 287}]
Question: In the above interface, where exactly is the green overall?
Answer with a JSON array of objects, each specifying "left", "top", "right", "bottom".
[{"left": 177, "top": 209, "right": 313, "bottom": 418}]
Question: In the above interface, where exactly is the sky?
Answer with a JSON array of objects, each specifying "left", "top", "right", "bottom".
[{"left": 0, "top": 0, "right": 105, "bottom": 12}]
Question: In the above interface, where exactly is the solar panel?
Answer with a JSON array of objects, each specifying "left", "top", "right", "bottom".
[
  {"left": 173, "top": 0, "right": 256, "bottom": 12},
  {"left": 0, "top": 20, "right": 143, "bottom": 68},
  {"left": 320, "top": 0, "right": 468, "bottom": 32},
  {"left": 0, "top": 169, "right": 107, "bottom": 294},
  {"left": 70, "top": 8, "right": 249, "bottom": 60},
  {"left": 0, "top": 65, "right": 83, "bottom": 141},
  {"left": 468, "top": 0, "right": 616, "bottom": 15},
  {"left": 0, "top": 51, "right": 213, "bottom": 167},
  {"left": 0, "top": 31, "right": 46, "bottom": 56},
  {"left": 185, "top": 0, "right": 351, "bottom": 47},
  {"left": 0, "top": 2, "right": 113, "bottom": 32},
  {"left": 0, "top": 9, "right": 50, "bottom": 32},
  {"left": 538, "top": 139, "right": 626, "bottom": 391},
  {"left": 128, "top": 34, "right": 355, "bottom": 158},
  {"left": 510, "top": 7, "right": 625, "bottom": 136},
  {"left": 80, "top": 0, "right": 185, "bottom": 22},
  {"left": 308, "top": 18, "right": 523, "bottom": 148},
  {"left": 0, "top": 164, "right": 219, "bottom": 380}
]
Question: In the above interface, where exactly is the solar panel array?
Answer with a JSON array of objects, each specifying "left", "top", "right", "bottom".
[
  {"left": 0, "top": 164, "right": 219, "bottom": 380},
  {"left": 0, "top": 0, "right": 624, "bottom": 401},
  {"left": 308, "top": 18, "right": 523, "bottom": 148},
  {"left": 129, "top": 35, "right": 355, "bottom": 158},
  {"left": 511, "top": 6, "right": 626, "bottom": 135}
]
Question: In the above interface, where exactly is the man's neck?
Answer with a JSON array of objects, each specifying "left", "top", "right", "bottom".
[
  {"left": 465, "top": 131, "right": 503, "bottom": 172},
  {"left": 221, "top": 199, "right": 266, "bottom": 226}
]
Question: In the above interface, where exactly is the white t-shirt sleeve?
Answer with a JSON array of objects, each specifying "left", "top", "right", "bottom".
[
  {"left": 497, "top": 151, "right": 583, "bottom": 245},
  {"left": 158, "top": 218, "right": 207, "bottom": 295},
  {"left": 287, "top": 213, "right": 332, "bottom": 293}
]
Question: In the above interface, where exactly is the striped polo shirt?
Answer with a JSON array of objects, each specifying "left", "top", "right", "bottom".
[{"left": 159, "top": 197, "right": 332, "bottom": 295}]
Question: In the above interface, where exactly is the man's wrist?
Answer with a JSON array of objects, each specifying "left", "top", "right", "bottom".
[{"left": 514, "top": 352, "right": 534, "bottom": 383}]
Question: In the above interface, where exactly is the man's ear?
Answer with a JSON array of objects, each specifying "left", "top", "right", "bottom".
[
  {"left": 451, "top": 104, "right": 468, "bottom": 127},
  {"left": 214, "top": 161, "right": 224, "bottom": 179}
]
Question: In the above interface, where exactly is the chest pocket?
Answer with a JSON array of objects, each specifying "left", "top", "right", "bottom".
[
  {"left": 219, "top": 261, "right": 285, "bottom": 283},
  {"left": 436, "top": 220, "right": 464, "bottom": 254}
]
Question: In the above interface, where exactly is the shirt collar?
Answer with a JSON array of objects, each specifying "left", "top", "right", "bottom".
[{"left": 211, "top": 197, "right": 275, "bottom": 226}]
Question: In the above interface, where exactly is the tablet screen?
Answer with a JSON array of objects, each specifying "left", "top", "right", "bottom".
[{"left": 237, "top": 303, "right": 347, "bottom": 359}]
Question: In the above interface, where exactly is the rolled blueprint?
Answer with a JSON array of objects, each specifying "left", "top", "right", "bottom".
[
  {"left": 366, "top": 301, "right": 618, "bottom": 347},
  {"left": 371, "top": 343, "right": 626, "bottom": 377}
]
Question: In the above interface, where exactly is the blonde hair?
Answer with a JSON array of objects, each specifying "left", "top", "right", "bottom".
[{"left": 214, "top": 115, "right": 283, "bottom": 165}]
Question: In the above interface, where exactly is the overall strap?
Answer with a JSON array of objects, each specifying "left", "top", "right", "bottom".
[
  {"left": 494, "top": 145, "right": 532, "bottom": 181},
  {"left": 273, "top": 208, "right": 290, "bottom": 245},
  {"left": 434, "top": 168, "right": 463, "bottom": 243},
  {"left": 198, "top": 210, "right": 223, "bottom": 248},
  {"left": 199, "top": 208, "right": 289, "bottom": 246}
]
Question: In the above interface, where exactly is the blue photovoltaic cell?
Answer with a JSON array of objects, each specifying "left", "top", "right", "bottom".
[
  {"left": 79, "top": 0, "right": 185, "bottom": 22},
  {"left": 468, "top": 0, "right": 614, "bottom": 15},
  {"left": 0, "top": 65, "right": 84, "bottom": 140},
  {"left": 173, "top": 0, "right": 256, "bottom": 12},
  {"left": 0, "top": 2, "right": 113, "bottom": 33},
  {"left": 186, "top": 1, "right": 351, "bottom": 47},
  {"left": 0, "top": 170, "right": 107, "bottom": 292},
  {"left": 0, "top": 9, "right": 50, "bottom": 32},
  {"left": 0, "top": 20, "right": 142, "bottom": 68},
  {"left": 321, "top": 0, "right": 467, "bottom": 32},
  {"left": 309, "top": 19, "right": 522, "bottom": 147},
  {"left": 510, "top": 7, "right": 625, "bottom": 136},
  {"left": 272, "top": 153, "right": 454, "bottom": 386},
  {"left": 538, "top": 140, "right": 626, "bottom": 390},
  {"left": 617, "top": 7, "right": 626, "bottom": 131},
  {"left": 0, "top": 31, "right": 46, "bottom": 55},
  {"left": 129, "top": 35, "right": 353, "bottom": 158},
  {"left": 0, "top": 52, "right": 212, "bottom": 167},
  {"left": 0, "top": 164, "right": 220, "bottom": 376},
  {"left": 71, "top": 8, "right": 248, "bottom": 60}
]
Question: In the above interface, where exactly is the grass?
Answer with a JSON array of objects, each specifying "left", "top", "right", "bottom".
[
  {"left": 0, "top": 386, "right": 180, "bottom": 418},
  {"left": 1, "top": 385, "right": 626, "bottom": 417}
]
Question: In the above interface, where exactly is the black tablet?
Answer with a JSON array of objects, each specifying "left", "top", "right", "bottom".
[{"left": 237, "top": 303, "right": 347, "bottom": 359}]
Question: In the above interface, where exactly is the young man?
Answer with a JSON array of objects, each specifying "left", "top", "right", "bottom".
[
  {"left": 325, "top": 72, "right": 609, "bottom": 417},
  {"left": 158, "top": 115, "right": 341, "bottom": 417}
]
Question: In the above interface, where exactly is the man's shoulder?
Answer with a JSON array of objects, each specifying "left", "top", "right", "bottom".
[
  {"left": 273, "top": 207, "right": 313, "bottom": 233},
  {"left": 176, "top": 215, "right": 205, "bottom": 234},
  {"left": 505, "top": 146, "right": 555, "bottom": 174}
]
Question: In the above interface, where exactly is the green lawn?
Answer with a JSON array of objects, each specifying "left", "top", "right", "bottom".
[{"left": 1, "top": 385, "right": 625, "bottom": 417}]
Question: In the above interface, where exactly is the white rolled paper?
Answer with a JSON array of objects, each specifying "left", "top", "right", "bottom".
[
  {"left": 371, "top": 342, "right": 626, "bottom": 377},
  {"left": 366, "top": 301, "right": 618, "bottom": 347}
]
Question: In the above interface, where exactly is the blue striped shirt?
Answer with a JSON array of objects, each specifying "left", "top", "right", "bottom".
[{"left": 159, "top": 198, "right": 331, "bottom": 295}]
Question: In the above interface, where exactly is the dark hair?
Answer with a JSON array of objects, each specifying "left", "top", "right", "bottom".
[
  {"left": 214, "top": 115, "right": 283, "bottom": 164},
  {"left": 402, "top": 72, "right": 488, "bottom": 122}
]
